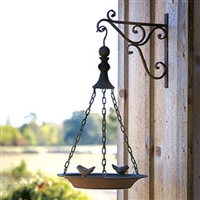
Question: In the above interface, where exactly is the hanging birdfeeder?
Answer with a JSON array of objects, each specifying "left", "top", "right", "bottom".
[
  {"left": 57, "top": 44, "right": 147, "bottom": 189},
  {"left": 57, "top": 8, "right": 170, "bottom": 189}
]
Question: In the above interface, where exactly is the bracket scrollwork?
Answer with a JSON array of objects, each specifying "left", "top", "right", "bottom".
[{"left": 97, "top": 10, "right": 169, "bottom": 88}]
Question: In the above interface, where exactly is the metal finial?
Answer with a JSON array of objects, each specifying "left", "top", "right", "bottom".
[{"left": 93, "top": 46, "right": 114, "bottom": 89}]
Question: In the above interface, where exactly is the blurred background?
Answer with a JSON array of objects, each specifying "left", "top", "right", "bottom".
[{"left": 1, "top": 0, "right": 118, "bottom": 199}]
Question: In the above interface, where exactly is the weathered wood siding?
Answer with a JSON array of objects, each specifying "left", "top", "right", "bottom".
[
  {"left": 193, "top": 1, "right": 200, "bottom": 199},
  {"left": 117, "top": 0, "right": 200, "bottom": 199}
]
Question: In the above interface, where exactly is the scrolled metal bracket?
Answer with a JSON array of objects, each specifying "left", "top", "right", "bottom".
[{"left": 97, "top": 10, "right": 169, "bottom": 88}]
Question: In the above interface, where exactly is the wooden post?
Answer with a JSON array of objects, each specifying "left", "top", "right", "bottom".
[
  {"left": 117, "top": 1, "right": 129, "bottom": 200},
  {"left": 117, "top": 0, "right": 200, "bottom": 199},
  {"left": 118, "top": 1, "right": 150, "bottom": 199},
  {"left": 193, "top": 0, "right": 200, "bottom": 199}
]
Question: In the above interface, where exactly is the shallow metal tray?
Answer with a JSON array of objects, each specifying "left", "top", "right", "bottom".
[{"left": 57, "top": 173, "right": 147, "bottom": 189}]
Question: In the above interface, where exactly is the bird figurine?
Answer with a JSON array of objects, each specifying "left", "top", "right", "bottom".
[
  {"left": 112, "top": 164, "right": 129, "bottom": 175},
  {"left": 77, "top": 165, "right": 95, "bottom": 177}
]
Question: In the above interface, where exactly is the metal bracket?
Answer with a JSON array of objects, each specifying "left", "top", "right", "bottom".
[{"left": 97, "top": 10, "right": 169, "bottom": 88}]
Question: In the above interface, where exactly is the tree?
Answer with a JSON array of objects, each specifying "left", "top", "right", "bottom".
[
  {"left": 20, "top": 122, "right": 59, "bottom": 146},
  {"left": 20, "top": 126, "right": 36, "bottom": 145},
  {"left": 1, "top": 125, "right": 23, "bottom": 145},
  {"left": 24, "top": 112, "right": 37, "bottom": 123},
  {"left": 63, "top": 111, "right": 102, "bottom": 145},
  {"left": 38, "top": 123, "right": 58, "bottom": 145},
  {"left": 20, "top": 121, "right": 39, "bottom": 145},
  {"left": 62, "top": 109, "right": 117, "bottom": 145}
]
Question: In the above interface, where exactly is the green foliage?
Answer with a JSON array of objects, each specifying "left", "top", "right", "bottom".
[
  {"left": 1, "top": 125, "right": 23, "bottom": 145},
  {"left": 1, "top": 109, "right": 117, "bottom": 146},
  {"left": 38, "top": 123, "right": 58, "bottom": 145},
  {"left": 11, "top": 159, "right": 29, "bottom": 178},
  {"left": 63, "top": 111, "right": 102, "bottom": 145},
  {"left": 20, "top": 121, "right": 59, "bottom": 146},
  {"left": 2, "top": 159, "right": 88, "bottom": 200},
  {"left": 20, "top": 126, "right": 37, "bottom": 145},
  {"left": 2, "top": 174, "right": 88, "bottom": 200},
  {"left": 63, "top": 109, "right": 117, "bottom": 145},
  {"left": 20, "top": 122, "right": 39, "bottom": 145}
]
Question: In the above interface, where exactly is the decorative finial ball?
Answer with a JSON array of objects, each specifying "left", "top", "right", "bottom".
[{"left": 99, "top": 46, "right": 110, "bottom": 57}]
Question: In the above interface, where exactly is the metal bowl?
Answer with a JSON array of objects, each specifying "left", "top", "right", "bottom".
[{"left": 57, "top": 173, "right": 147, "bottom": 189}]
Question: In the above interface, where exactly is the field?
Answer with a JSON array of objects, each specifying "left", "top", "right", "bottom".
[{"left": 2, "top": 145, "right": 117, "bottom": 200}]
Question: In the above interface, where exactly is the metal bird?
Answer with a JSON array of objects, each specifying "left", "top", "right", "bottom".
[
  {"left": 112, "top": 164, "right": 129, "bottom": 175},
  {"left": 77, "top": 165, "right": 95, "bottom": 177}
]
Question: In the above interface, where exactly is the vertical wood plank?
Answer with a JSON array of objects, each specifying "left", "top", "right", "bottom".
[
  {"left": 117, "top": 0, "right": 199, "bottom": 199},
  {"left": 152, "top": 2, "right": 175, "bottom": 200},
  {"left": 173, "top": 2, "right": 188, "bottom": 199},
  {"left": 117, "top": 1, "right": 129, "bottom": 199},
  {"left": 153, "top": 1, "right": 189, "bottom": 200},
  {"left": 126, "top": 1, "right": 150, "bottom": 199},
  {"left": 193, "top": 0, "right": 200, "bottom": 199},
  {"left": 188, "top": 1, "right": 194, "bottom": 199}
]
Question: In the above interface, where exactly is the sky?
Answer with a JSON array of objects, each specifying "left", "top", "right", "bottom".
[{"left": 0, "top": 0, "right": 118, "bottom": 126}]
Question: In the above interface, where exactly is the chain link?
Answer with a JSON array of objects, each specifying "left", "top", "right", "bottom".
[
  {"left": 111, "top": 89, "right": 139, "bottom": 174},
  {"left": 101, "top": 89, "right": 107, "bottom": 176},
  {"left": 63, "top": 88, "right": 139, "bottom": 175},
  {"left": 64, "top": 89, "right": 96, "bottom": 174}
]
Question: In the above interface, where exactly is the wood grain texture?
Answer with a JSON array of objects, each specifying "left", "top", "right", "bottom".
[
  {"left": 121, "top": 1, "right": 151, "bottom": 200},
  {"left": 193, "top": 0, "right": 200, "bottom": 199},
  {"left": 119, "top": 1, "right": 200, "bottom": 200},
  {"left": 117, "top": 1, "right": 129, "bottom": 199},
  {"left": 117, "top": 0, "right": 199, "bottom": 199}
]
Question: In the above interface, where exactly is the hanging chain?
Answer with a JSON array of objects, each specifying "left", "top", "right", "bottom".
[
  {"left": 111, "top": 89, "right": 139, "bottom": 174},
  {"left": 101, "top": 89, "right": 107, "bottom": 176},
  {"left": 63, "top": 89, "right": 96, "bottom": 174}
]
